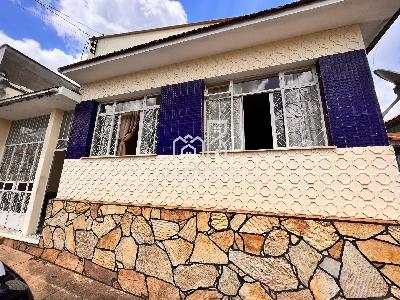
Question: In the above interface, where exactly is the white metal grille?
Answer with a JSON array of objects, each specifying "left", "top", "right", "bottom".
[
  {"left": 0, "top": 116, "right": 48, "bottom": 230},
  {"left": 204, "top": 67, "right": 327, "bottom": 150},
  {"left": 139, "top": 108, "right": 159, "bottom": 155},
  {"left": 91, "top": 96, "right": 160, "bottom": 156},
  {"left": 56, "top": 111, "right": 74, "bottom": 150}
]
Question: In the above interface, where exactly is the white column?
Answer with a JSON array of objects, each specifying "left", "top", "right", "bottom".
[
  {"left": 0, "top": 118, "right": 11, "bottom": 161},
  {"left": 22, "top": 109, "right": 64, "bottom": 236}
]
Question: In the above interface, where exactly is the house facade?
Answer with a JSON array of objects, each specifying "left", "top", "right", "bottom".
[
  {"left": 3, "top": 0, "right": 400, "bottom": 299},
  {"left": 0, "top": 45, "right": 80, "bottom": 238}
]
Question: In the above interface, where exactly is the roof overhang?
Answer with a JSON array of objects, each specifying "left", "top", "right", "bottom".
[
  {"left": 60, "top": 0, "right": 400, "bottom": 85},
  {"left": 0, "top": 45, "right": 79, "bottom": 92},
  {"left": 0, "top": 87, "right": 81, "bottom": 120}
]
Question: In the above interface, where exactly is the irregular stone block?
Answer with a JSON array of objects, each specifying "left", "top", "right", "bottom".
[
  {"left": 179, "top": 217, "right": 197, "bottom": 242},
  {"left": 211, "top": 213, "right": 229, "bottom": 230},
  {"left": 197, "top": 212, "right": 210, "bottom": 232},
  {"left": 76, "top": 230, "right": 98, "bottom": 259},
  {"left": 161, "top": 209, "right": 193, "bottom": 222},
  {"left": 42, "top": 226, "right": 53, "bottom": 248},
  {"left": 241, "top": 233, "right": 265, "bottom": 255},
  {"left": 147, "top": 277, "right": 180, "bottom": 300},
  {"left": 163, "top": 238, "right": 192, "bottom": 266},
  {"left": 116, "top": 237, "right": 137, "bottom": 269},
  {"left": 340, "top": 242, "right": 388, "bottom": 298},
  {"left": 320, "top": 257, "right": 341, "bottom": 278},
  {"left": 75, "top": 203, "right": 91, "bottom": 213},
  {"left": 229, "top": 250, "right": 298, "bottom": 291},
  {"left": 136, "top": 245, "right": 173, "bottom": 283},
  {"left": 53, "top": 227, "right": 65, "bottom": 251},
  {"left": 210, "top": 230, "right": 234, "bottom": 252},
  {"left": 283, "top": 219, "right": 338, "bottom": 251},
  {"left": 118, "top": 270, "right": 147, "bottom": 297},
  {"left": 218, "top": 266, "right": 240, "bottom": 296},
  {"left": 52, "top": 201, "right": 64, "bottom": 216},
  {"left": 174, "top": 264, "right": 218, "bottom": 291},
  {"left": 127, "top": 206, "right": 141, "bottom": 216},
  {"left": 239, "top": 282, "right": 272, "bottom": 300},
  {"left": 191, "top": 233, "right": 228, "bottom": 264},
  {"left": 65, "top": 202, "right": 77, "bottom": 213},
  {"left": 65, "top": 225, "right": 75, "bottom": 253},
  {"left": 186, "top": 289, "right": 223, "bottom": 300},
  {"left": 152, "top": 219, "right": 179, "bottom": 240},
  {"left": 357, "top": 239, "right": 400, "bottom": 264},
  {"left": 92, "top": 248, "right": 115, "bottom": 270},
  {"left": 334, "top": 222, "right": 384, "bottom": 239},
  {"left": 41, "top": 248, "right": 61, "bottom": 263},
  {"left": 240, "top": 216, "right": 279, "bottom": 235},
  {"left": 381, "top": 264, "right": 400, "bottom": 286},
  {"left": 264, "top": 229, "right": 289, "bottom": 257},
  {"left": 84, "top": 260, "right": 117, "bottom": 286},
  {"left": 230, "top": 214, "right": 247, "bottom": 231},
  {"left": 72, "top": 214, "right": 92, "bottom": 230},
  {"left": 277, "top": 289, "right": 313, "bottom": 300},
  {"left": 328, "top": 240, "right": 344, "bottom": 260},
  {"left": 131, "top": 216, "right": 154, "bottom": 244},
  {"left": 55, "top": 251, "right": 82, "bottom": 272},
  {"left": 289, "top": 240, "right": 322, "bottom": 285},
  {"left": 388, "top": 226, "right": 400, "bottom": 242},
  {"left": 100, "top": 205, "right": 127, "bottom": 215},
  {"left": 310, "top": 269, "right": 340, "bottom": 300},
  {"left": 97, "top": 227, "right": 121, "bottom": 250},
  {"left": 120, "top": 213, "right": 133, "bottom": 236},
  {"left": 149, "top": 208, "right": 160, "bottom": 219},
  {"left": 92, "top": 215, "right": 116, "bottom": 238},
  {"left": 46, "top": 210, "right": 68, "bottom": 227}
]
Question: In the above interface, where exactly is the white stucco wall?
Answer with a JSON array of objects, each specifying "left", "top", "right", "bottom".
[
  {"left": 81, "top": 25, "right": 365, "bottom": 101},
  {"left": 57, "top": 146, "right": 400, "bottom": 221}
]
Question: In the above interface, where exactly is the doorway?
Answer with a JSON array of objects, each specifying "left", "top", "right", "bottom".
[{"left": 243, "top": 93, "right": 274, "bottom": 150}]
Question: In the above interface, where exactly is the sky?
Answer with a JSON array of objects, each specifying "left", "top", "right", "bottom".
[{"left": 0, "top": 0, "right": 399, "bottom": 120}]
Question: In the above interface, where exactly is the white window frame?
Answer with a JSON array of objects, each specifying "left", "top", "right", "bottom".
[
  {"left": 90, "top": 95, "right": 160, "bottom": 156},
  {"left": 204, "top": 66, "right": 328, "bottom": 151}
]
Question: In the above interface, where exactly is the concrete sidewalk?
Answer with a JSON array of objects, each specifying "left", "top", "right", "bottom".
[{"left": 0, "top": 244, "right": 140, "bottom": 299}]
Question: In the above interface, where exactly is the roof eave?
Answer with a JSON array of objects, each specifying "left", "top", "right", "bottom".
[{"left": 59, "top": 0, "right": 400, "bottom": 84}]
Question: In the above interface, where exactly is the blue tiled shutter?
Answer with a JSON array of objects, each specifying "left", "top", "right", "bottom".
[
  {"left": 157, "top": 80, "right": 204, "bottom": 155},
  {"left": 65, "top": 100, "right": 99, "bottom": 159},
  {"left": 317, "top": 50, "right": 388, "bottom": 148}
]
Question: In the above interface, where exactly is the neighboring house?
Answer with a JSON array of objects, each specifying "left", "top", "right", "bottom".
[
  {"left": 2, "top": 0, "right": 400, "bottom": 299},
  {"left": 386, "top": 114, "right": 400, "bottom": 167},
  {"left": 0, "top": 45, "right": 80, "bottom": 237}
]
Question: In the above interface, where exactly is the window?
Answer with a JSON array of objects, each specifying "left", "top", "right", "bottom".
[
  {"left": 204, "top": 67, "right": 327, "bottom": 151},
  {"left": 91, "top": 95, "right": 160, "bottom": 156},
  {"left": 56, "top": 111, "right": 74, "bottom": 151}
]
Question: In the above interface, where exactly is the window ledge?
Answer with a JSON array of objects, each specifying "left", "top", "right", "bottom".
[
  {"left": 83, "top": 154, "right": 158, "bottom": 160},
  {"left": 81, "top": 146, "right": 337, "bottom": 160},
  {"left": 202, "top": 146, "right": 337, "bottom": 155}
]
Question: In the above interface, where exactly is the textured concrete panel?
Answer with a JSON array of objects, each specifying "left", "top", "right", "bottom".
[{"left": 57, "top": 146, "right": 400, "bottom": 221}]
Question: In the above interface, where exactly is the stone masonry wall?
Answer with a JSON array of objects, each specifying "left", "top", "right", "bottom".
[{"left": 23, "top": 200, "right": 400, "bottom": 299}]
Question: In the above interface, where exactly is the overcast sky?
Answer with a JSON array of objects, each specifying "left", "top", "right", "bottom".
[{"left": 1, "top": 0, "right": 399, "bottom": 120}]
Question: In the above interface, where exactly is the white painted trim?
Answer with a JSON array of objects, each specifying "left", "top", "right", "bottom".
[
  {"left": 22, "top": 109, "right": 64, "bottom": 236},
  {"left": 136, "top": 111, "right": 145, "bottom": 155},
  {"left": 269, "top": 93, "right": 278, "bottom": 149}
]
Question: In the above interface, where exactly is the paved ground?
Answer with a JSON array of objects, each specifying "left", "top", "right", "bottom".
[{"left": 0, "top": 245, "right": 139, "bottom": 300}]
